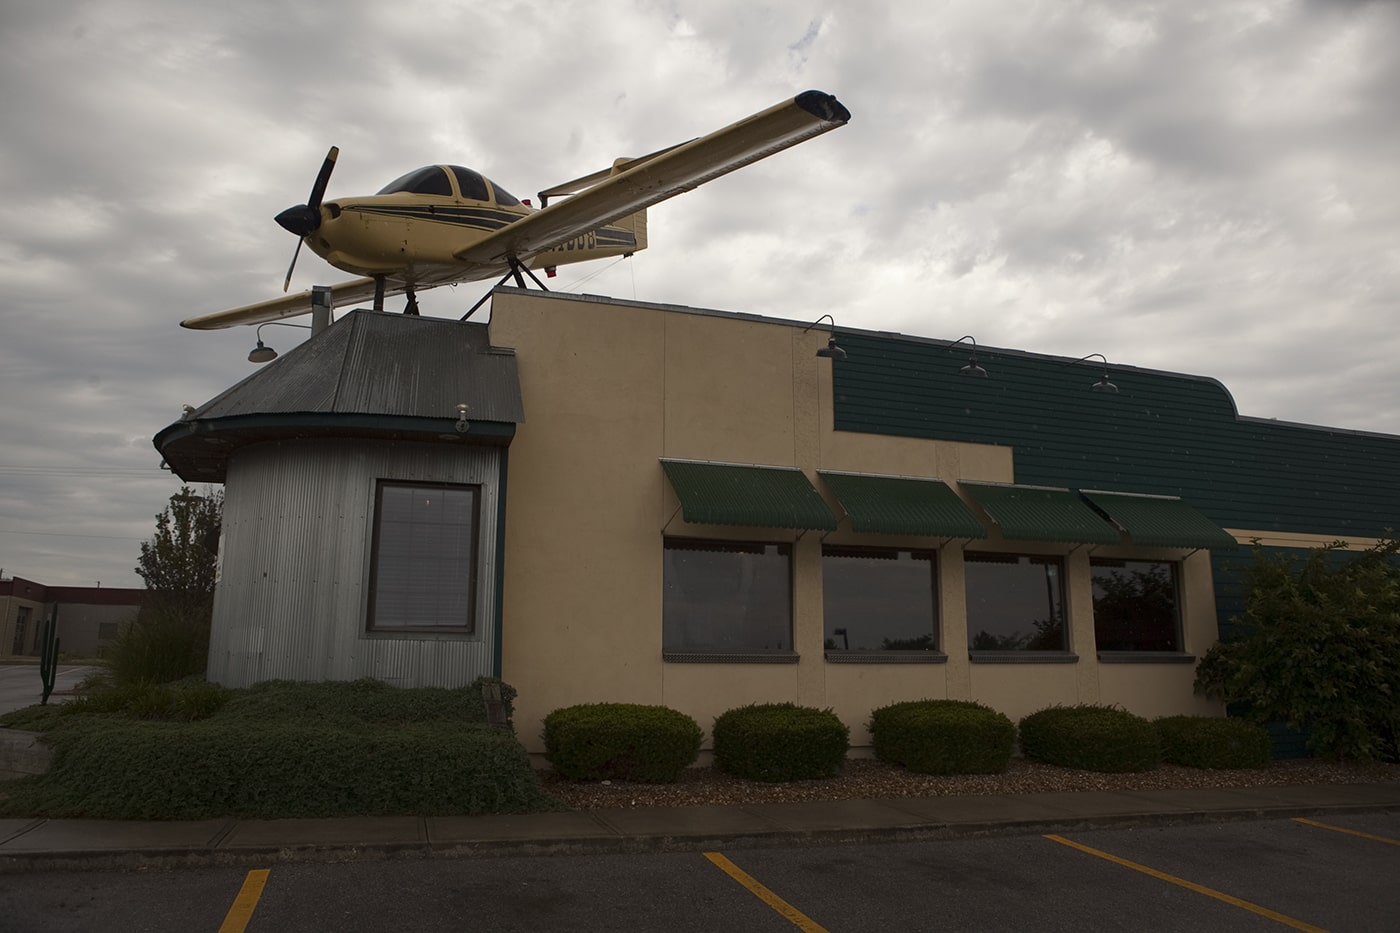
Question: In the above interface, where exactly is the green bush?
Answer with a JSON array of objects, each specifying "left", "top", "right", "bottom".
[
  {"left": 61, "top": 680, "right": 229, "bottom": 722},
  {"left": 870, "top": 700, "right": 1014, "bottom": 774},
  {"left": 0, "top": 720, "right": 556, "bottom": 820},
  {"left": 1196, "top": 540, "right": 1400, "bottom": 762},
  {"left": 543, "top": 703, "right": 702, "bottom": 783},
  {"left": 105, "top": 605, "right": 209, "bottom": 686},
  {"left": 214, "top": 677, "right": 515, "bottom": 730},
  {"left": 1155, "top": 716, "right": 1271, "bottom": 770},
  {"left": 1019, "top": 704, "right": 1162, "bottom": 773},
  {"left": 712, "top": 703, "right": 849, "bottom": 782}
]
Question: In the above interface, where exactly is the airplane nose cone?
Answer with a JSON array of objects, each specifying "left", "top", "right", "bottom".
[{"left": 275, "top": 204, "right": 322, "bottom": 237}]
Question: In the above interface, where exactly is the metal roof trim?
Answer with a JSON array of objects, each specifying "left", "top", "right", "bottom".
[
  {"left": 817, "top": 471, "right": 987, "bottom": 538},
  {"left": 1079, "top": 489, "right": 1240, "bottom": 550},
  {"left": 660, "top": 459, "right": 838, "bottom": 531},
  {"left": 961, "top": 481, "right": 1121, "bottom": 546}
]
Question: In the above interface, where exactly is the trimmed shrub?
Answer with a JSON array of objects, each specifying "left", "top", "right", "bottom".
[
  {"left": 712, "top": 703, "right": 849, "bottom": 782},
  {"left": 1019, "top": 704, "right": 1162, "bottom": 773},
  {"left": 870, "top": 700, "right": 1014, "bottom": 774},
  {"left": 543, "top": 703, "right": 702, "bottom": 783},
  {"left": 1156, "top": 716, "right": 1271, "bottom": 770},
  {"left": 214, "top": 677, "right": 515, "bottom": 730},
  {"left": 0, "top": 720, "right": 557, "bottom": 820}
]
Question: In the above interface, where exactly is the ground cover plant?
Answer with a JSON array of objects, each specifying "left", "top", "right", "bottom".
[
  {"left": 1019, "top": 704, "right": 1161, "bottom": 773},
  {"left": 870, "top": 699, "right": 1015, "bottom": 774},
  {"left": 712, "top": 703, "right": 849, "bottom": 782},
  {"left": 0, "top": 676, "right": 555, "bottom": 819},
  {"left": 1155, "top": 715, "right": 1270, "bottom": 770},
  {"left": 543, "top": 703, "right": 702, "bottom": 783}
]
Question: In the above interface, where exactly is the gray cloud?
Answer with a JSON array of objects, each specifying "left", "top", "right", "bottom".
[{"left": 2, "top": 0, "right": 1398, "bottom": 585}]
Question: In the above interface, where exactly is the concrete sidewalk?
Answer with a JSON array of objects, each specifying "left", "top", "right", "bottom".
[{"left": 2, "top": 780, "right": 1398, "bottom": 872}]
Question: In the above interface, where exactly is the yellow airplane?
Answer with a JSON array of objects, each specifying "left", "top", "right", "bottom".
[{"left": 181, "top": 90, "right": 851, "bottom": 330}]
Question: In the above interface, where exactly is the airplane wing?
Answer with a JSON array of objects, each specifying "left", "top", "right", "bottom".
[
  {"left": 180, "top": 277, "right": 393, "bottom": 330},
  {"left": 453, "top": 89, "right": 850, "bottom": 265}
]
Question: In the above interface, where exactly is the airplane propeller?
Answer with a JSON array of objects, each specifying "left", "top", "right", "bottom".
[{"left": 276, "top": 146, "right": 339, "bottom": 291}]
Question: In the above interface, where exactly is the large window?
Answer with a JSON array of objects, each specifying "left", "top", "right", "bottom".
[
  {"left": 367, "top": 482, "right": 478, "bottom": 633},
  {"left": 1091, "top": 559, "right": 1181, "bottom": 652},
  {"left": 964, "top": 553, "right": 1067, "bottom": 652},
  {"left": 823, "top": 547, "right": 937, "bottom": 652},
  {"left": 663, "top": 539, "right": 791, "bottom": 655}
]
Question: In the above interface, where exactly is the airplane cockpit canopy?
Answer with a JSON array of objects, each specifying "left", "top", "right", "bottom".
[{"left": 376, "top": 165, "right": 521, "bottom": 206}]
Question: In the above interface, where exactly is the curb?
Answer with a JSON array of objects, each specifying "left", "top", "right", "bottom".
[{"left": 2, "top": 800, "right": 1396, "bottom": 874}]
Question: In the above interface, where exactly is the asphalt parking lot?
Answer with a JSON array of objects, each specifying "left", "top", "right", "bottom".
[{"left": 2, "top": 813, "right": 1397, "bottom": 932}]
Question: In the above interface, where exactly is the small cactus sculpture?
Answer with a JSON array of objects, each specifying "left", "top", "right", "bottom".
[{"left": 39, "top": 609, "right": 60, "bottom": 705}]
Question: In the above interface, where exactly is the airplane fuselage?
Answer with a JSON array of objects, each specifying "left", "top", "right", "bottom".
[{"left": 304, "top": 166, "right": 643, "bottom": 287}]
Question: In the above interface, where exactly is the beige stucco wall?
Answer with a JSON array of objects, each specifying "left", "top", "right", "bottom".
[{"left": 488, "top": 291, "right": 1223, "bottom": 755}]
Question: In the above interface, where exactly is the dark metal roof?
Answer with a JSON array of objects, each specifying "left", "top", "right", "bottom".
[
  {"left": 962, "top": 481, "right": 1122, "bottom": 546},
  {"left": 1080, "top": 490, "right": 1239, "bottom": 550},
  {"left": 661, "top": 459, "right": 838, "bottom": 531},
  {"left": 155, "top": 311, "right": 524, "bottom": 482},
  {"left": 818, "top": 471, "right": 987, "bottom": 538}
]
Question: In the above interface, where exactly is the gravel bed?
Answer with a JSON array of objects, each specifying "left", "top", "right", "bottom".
[{"left": 541, "top": 757, "right": 1400, "bottom": 810}]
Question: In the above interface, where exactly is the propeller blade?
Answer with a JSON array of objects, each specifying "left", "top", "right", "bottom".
[
  {"left": 307, "top": 146, "right": 339, "bottom": 209},
  {"left": 283, "top": 237, "right": 304, "bottom": 292}
]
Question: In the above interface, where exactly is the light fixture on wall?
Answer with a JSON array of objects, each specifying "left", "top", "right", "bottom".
[
  {"left": 943, "top": 335, "right": 987, "bottom": 377},
  {"left": 1067, "top": 353, "right": 1119, "bottom": 393},
  {"left": 248, "top": 321, "right": 314, "bottom": 364},
  {"left": 802, "top": 313, "right": 847, "bottom": 361},
  {"left": 455, "top": 403, "right": 471, "bottom": 434}
]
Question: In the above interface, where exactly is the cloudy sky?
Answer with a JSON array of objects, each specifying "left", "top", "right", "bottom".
[{"left": 2, "top": 0, "right": 1397, "bottom": 587}]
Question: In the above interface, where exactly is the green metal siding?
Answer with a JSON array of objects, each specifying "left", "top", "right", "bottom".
[
  {"left": 1081, "top": 491, "right": 1238, "bottom": 550},
  {"left": 818, "top": 471, "right": 986, "bottom": 537},
  {"left": 962, "top": 482, "right": 1122, "bottom": 545},
  {"left": 661, "top": 460, "right": 838, "bottom": 530},
  {"left": 832, "top": 332, "right": 1400, "bottom": 539}
]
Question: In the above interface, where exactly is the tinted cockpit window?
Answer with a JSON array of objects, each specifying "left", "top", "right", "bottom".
[
  {"left": 448, "top": 166, "right": 490, "bottom": 201},
  {"left": 376, "top": 166, "right": 454, "bottom": 196},
  {"left": 489, "top": 181, "right": 521, "bottom": 207}
]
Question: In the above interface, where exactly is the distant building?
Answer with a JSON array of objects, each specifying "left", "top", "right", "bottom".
[
  {"left": 155, "top": 289, "right": 1400, "bottom": 755},
  {"left": 0, "top": 577, "right": 144, "bottom": 659}
]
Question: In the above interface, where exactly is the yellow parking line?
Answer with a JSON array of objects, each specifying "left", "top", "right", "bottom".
[
  {"left": 703, "top": 852, "right": 831, "bottom": 933},
  {"left": 217, "top": 869, "right": 270, "bottom": 933},
  {"left": 1045, "top": 835, "right": 1327, "bottom": 933},
  {"left": 1294, "top": 817, "right": 1400, "bottom": 847}
]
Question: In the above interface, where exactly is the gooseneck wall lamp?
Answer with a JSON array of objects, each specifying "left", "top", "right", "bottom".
[
  {"left": 1067, "top": 352, "right": 1120, "bottom": 394},
  {"left": 248, "top": 321, "right": 314, "bottom": 364},
  {"left": 802, "top": 314, "right": 847, "bottom": 361},
  {"left": 943, "top": 335, "right": 987, "bottom": 377}
]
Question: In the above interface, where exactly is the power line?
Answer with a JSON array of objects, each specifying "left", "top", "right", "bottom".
[{"left": 0, "top": 530, "right": 146, "bottom": 540}]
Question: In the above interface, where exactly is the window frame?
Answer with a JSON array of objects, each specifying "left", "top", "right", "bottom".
[
  {"left": 964, "top": 552, "right": 1074, "bottom": 661},
  {"left": 365, "top": 480, "right": 480, "bottom": 636},
  {"left": 1090, "top": 557, "right": 1187, "bottom": 657},
  {"left": 661, "top": 537, "right": 796, "bottom": 662},
  {"left": 821, "top": 545, "right": 944, "bottom": 663}
]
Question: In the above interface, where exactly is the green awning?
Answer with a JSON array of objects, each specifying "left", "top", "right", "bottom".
[
  {"left": 962, "top": 482, "right": 1121, "bottom": 545},
  {"left": 661, "top": 460, "right": 838, "bottom": 530},
  {"left": 1080, "top": 490, "right": 1239, "bottom": 549},
  {"left": 818, "top": 471, "right": 986, "bottom": 538}
]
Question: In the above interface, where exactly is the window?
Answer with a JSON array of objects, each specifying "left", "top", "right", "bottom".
[
  {"left": 448, "top": 166, "right": 492, "bottom": 202},
  {"left": 965, "top": 553, "right": 1067, "bottom": 651},
  {"left": 1091, "top": 559, "right": 1181, "bottom": 652},
  {"left": 822, "top": 547, "right": 937, "bottom": 652},
  {"left": 367, "top": 482, "right": 478, "bottom": 633},
  {"left": 376, "top": 166, "right": 454, "bottom": 196},
  {"left": 13, "top": 606, "right": 29, "bottom": 655},
  {"left": 663, "top": 539, "right": 791, "bottom": 655}
]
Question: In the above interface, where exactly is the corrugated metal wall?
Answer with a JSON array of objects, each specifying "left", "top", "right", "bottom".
[{"left": 208, "top": 438, "right": 501, "bottom": 688}]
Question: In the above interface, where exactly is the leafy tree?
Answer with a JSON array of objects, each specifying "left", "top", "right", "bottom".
[
  {"left": 1194, "top": 539, "right": 1400, "bottom": 762},
  {"left": 110, "top": 487, "right": 223, "bottom": 684},
  {"left": 135, "top": 486, "right": 223, "bottom": 613}
]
